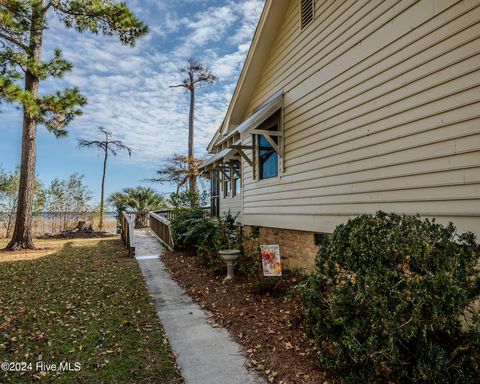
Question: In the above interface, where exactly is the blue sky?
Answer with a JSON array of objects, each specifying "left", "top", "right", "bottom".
[{"left": 0, "top": 0, "right": 263, "bottom": 204}]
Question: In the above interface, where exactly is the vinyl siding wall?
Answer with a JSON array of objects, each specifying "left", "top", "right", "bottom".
[
  {"left": 221, "top": 193, "right": 243, "bottom": 220},
  {"left": 239, "top": 0, "right": 480, "bottom": 235}
]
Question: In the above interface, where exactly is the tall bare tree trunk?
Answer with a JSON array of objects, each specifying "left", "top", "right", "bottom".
[
  {"left": 99, "top": 147, "right": 108, "bottom": 230},
  {"left": 188, "top": 77, "right": 196, "bottom": 193},
  {"left": 7, "top": 2, "right": 44, "bottom": 250}
]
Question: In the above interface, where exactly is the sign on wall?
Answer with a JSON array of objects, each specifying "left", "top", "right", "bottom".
[{"left": 260, "top": 244, "right": 282, "bottom": 277}]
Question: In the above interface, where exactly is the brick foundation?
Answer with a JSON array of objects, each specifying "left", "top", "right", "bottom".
[{"left": 244, "top": 225, "right": 319, "bottom": 273}]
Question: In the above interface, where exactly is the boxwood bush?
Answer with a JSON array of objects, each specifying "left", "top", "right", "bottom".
[{"left": 300, "top": 212, "right": 479, "bottom": 383}]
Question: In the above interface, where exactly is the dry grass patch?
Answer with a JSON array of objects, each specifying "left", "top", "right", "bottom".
[{"left": 0, "top": 239, "right": 63, "bottom": 263}]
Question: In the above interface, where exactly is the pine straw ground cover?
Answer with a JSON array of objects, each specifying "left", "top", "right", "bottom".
[
  {"left": 0, "top": 237, "right": 181, "bottom": 384},
  {"left": 161, "top": 250, "right": 327, "bottom": 384}
]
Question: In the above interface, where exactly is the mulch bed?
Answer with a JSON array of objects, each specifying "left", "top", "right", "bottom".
[{"left": 161, "top": 250, "right": 327, "bottom": 384}]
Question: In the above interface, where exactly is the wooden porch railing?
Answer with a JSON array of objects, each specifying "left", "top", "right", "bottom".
[
  {"left": 120, "top": 208, "right": 210, "bottom": 254},
  {"left": 120, "top": 211, "right": 135, "bottom": 256},
  {"left": 154, "top": 206, "right": 211, "bottom": 221},
  {"left": 149, "top": 212, "right": 174, "bottom": 251}
]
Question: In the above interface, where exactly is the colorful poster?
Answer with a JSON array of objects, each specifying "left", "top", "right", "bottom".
[{"left": 260, "top": 244, "right": 282, "bottom": 277}]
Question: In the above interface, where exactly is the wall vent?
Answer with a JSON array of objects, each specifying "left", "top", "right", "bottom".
[{"left": 301, "top": 0, "right": 314, "bottom": 30}]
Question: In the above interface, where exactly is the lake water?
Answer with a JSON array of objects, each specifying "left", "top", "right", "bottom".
[{"left": 0, "top": 212, "right": 118, "bottom": 238}]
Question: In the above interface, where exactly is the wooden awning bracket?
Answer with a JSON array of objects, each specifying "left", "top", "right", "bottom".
[
  {"left": 236, "top": 148, "right": 253, "bottom": 167},
  {"left": 251, "top": 129, "right": 284, "bottom": 158},
  {"left": 211, "top": 165, "right": 228, "bottom": 179},
  {"left": 251, "top": 129, "right": 283, "bottom": 137},
  {"left": 262, "top": 134, "right": 281, "bottom": 156},
  {"left": 229, "top": 144, "right": 253, "bottom": 167}
]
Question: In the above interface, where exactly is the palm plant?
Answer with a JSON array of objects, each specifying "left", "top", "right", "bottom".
[{"left": 108, "top": 187, "right": 167, "bottom": 228}]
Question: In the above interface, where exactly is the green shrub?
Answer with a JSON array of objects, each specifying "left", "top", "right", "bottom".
[
  {"left": 169, "top": 190, "right": 213, "bottom": 252},
  {"left": 213, "top": 211, "right": 242, "bottom": 249},
  {"left": 170, "top": 209, "right": 216, "bottom": 252},
  {"left": 300, "top": 212, "right": 480, "bottom": 383},
  {"left": 170, "top": 209, "right": 256, "bottom": 274},
  {"left": 170, "top": 190, "right": 208, "bottom": 210},
  {"left": 199, "top": 211, "right": 243, "bottom": 273},
  {"left": 170, "top": 208, "right": 240, "bottom": 272}
]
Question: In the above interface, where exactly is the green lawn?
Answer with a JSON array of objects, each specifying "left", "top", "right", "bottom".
[{"left": 0, "top": 237, "right": 181, "bottom": 383}]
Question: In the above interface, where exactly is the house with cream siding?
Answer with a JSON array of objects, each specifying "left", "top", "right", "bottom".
[{"left": 201, "top": 0, "right": 480, "bottom": 270}]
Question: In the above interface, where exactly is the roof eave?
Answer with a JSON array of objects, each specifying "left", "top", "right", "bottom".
[{"left": 208, "top": 0, "right": 290, "bottom": 150}]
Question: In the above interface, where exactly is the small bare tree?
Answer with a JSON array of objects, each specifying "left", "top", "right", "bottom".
[
  {"left": 170, "top": 59, "right": 216, "bottom": 193},
  {"left": 78, "top": 127, "right": 132, "bottom": 230},
  {"left": 149, "top": 154, "right": 205, "bottom": 193}
]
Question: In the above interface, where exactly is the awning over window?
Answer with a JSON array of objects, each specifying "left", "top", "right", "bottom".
[
  {"left": 201, "top": 141, "right": 244, "bottom": 171},
  {"left": 201, "top": 90, "right": 284, "bottom": 172},
  {"left": 201, "top": 148, "right": 235, "bottom": 170},
  {"left": 218, "top": 90, "right": 283, "bottom": 145}
]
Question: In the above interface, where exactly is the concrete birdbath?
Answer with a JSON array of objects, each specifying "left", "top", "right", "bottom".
[{"left": 219, "top": 249, "right": 241, "bottom": 282}]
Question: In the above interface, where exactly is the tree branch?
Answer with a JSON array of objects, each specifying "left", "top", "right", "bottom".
[
  {"left": 0, "top": 32, "right": 28, "bottom": 52},
  {"left": 78, "top": 127, "right": 131, "bottom": 158},
  {"left": 50, "top": 1, "right": 147, "bottom": 46},
  {"left": 1, "top": 55, "right": 27, "bottom": 74},
  {"left": 44, "top": 1, "right": 54, "bottom": 12}
]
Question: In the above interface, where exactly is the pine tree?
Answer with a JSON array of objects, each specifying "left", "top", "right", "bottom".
[{"left": 0, "top": 0, "right": 147, "bottom": 250}]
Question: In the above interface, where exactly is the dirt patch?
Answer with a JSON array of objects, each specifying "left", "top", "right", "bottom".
[
  {"left": 0, "top": 247, "right": 57, "bottom": 263},
  {"left": 161, "top": 250, "right": 326, "bottom": 384},
  {"left": 38, "top": 231, "right": 116, "bottom": 239},
  {"left": 0, "top": 235, "right": 118, "bottom": 263}
]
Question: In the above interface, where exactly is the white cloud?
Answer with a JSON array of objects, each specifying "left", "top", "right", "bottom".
[
  {"left": 39, "top": 0, "right": 264, "bottom": 166},
  {"left": 210, "top": 43, "right": 250, "bottom": 78},
  {"left": 181, "top": 5, "right": 237, "bottom": 48}
]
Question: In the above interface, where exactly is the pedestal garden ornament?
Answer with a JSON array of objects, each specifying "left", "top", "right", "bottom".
[
  {"left": 219, "top": 249, "right": 241, "bottom": 281},
  {"left": 215, "top": 211, "right": 242, "bottom": 282}
]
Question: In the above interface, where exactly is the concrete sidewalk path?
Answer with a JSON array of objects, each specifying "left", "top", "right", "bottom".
[{"left": 134, "top": 229, "right": 264, "bottom": 384}]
